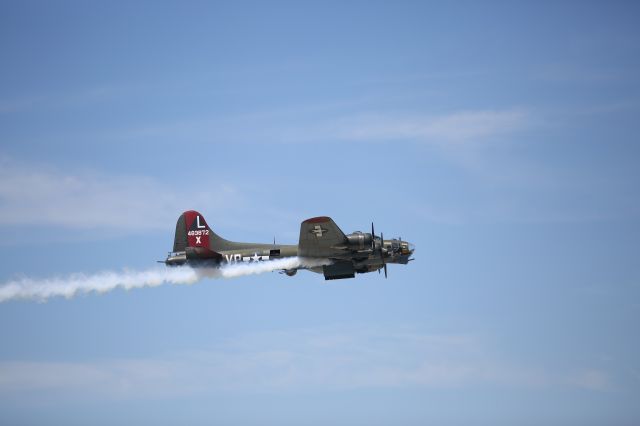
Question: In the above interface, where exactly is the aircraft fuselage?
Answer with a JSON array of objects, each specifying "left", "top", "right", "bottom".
[{"left": 163, "top": 211, "right": 414, "bottom": 280}]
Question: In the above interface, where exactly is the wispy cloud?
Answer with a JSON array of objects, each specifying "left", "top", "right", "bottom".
[
  {"left": 0, "top": 157, "right": 238, "bottom": 231},
  {"left": 0, "top": 96, "right": 43, "bottom": 114},
  {"left": 109, "top": 107, "right": 529, "bottom": 147},
  {"left": 565, "top": 369, "right": 613, "bottom": 391},
  {"left": 0, "top": 327, "right": 612, "bottom": 399},
  {"left": 332, "top": 109, "right": 528, "bottom": 144},
  {"left": 0, "top": 86, "right": 126, "bottom": 115}
]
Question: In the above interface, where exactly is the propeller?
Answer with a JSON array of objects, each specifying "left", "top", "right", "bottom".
[
  {"left": 371, "top": 222, "right": 387, "bottom": 279},
  {"left": 381, "top": 232, "right": 387, "bottom": 278},
  {"left": 371, "top": 222, "right": 375, "bottom": 250}
]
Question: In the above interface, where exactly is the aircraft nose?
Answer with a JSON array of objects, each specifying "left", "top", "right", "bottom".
[{"left": 400, "top": 242, "right": 415, "bottom": 256}]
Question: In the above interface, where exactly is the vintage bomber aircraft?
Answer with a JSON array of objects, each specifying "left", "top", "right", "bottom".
[{"left": 162, "top": 210, "right": 414, "bottom": 280}]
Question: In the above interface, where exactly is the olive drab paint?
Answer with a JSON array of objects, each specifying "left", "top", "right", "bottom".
[{"left": 163, "top": 210, "right": 415, "bottom": 280}]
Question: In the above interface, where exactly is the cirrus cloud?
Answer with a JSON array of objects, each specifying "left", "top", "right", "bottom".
[
  {"left": 0, "top": 157, "right": 238, "bottom": 231},
  {"left": 333, "top": 109, "right": 529, "bottom": 143},
  {"left": 0, "top": 326, "right": 612, "bottom": 400}
]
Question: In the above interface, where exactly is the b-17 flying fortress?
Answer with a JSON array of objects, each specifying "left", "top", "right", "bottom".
[{"left": 162, "top": 211, "right": 415, "bottom": 280}]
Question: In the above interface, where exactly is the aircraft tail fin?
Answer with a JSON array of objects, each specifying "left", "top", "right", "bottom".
[{"left": 173, "top": 210, "right": 229, "bottom": 260}]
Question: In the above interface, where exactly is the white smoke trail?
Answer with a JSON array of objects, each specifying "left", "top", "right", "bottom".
[{"left": 0, "top": 257, "right": 330, "bottom": 303}]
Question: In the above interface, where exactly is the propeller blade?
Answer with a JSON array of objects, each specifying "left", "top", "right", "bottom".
[
  {"left": 372, "top": 223, "right": 387, "bottom": 279},
  {"left": 371, "top": 222, "right": 376, "bottom": 250},
  {"left": 380, "top": 232, "right": 387, "bottom": 278}
]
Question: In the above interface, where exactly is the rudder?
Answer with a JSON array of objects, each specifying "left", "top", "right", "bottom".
[
  {"left": 173, "top": 210, "right": 213, "bottom": 251},
  {"left": 172, "top": 210, "right": 227, "bottom": 263}
]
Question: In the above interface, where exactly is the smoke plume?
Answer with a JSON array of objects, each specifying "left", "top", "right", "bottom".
[{"left": 0, "top": 257, "right": 329, "bottom": 303}]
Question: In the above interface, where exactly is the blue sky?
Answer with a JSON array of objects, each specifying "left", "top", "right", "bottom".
[{"left": 1, "top": 1, "right": 639, "bottom": 424}]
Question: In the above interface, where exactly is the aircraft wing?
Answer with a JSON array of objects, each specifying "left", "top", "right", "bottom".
[{"left": 298, "top": 216, "right": 348, "bottom": 258}]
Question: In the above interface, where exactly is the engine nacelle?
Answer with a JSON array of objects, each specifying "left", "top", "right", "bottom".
[
  {"left": 284, "top": 269, "right": 297, "bottom": 277},
  {"left": 346, "top": 232, "right": 373, "bottom": 250}
]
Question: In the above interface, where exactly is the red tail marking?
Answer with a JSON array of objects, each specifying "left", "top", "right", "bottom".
[{"left": 183, "top": 210, "right": 211, "bottom": 249}]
